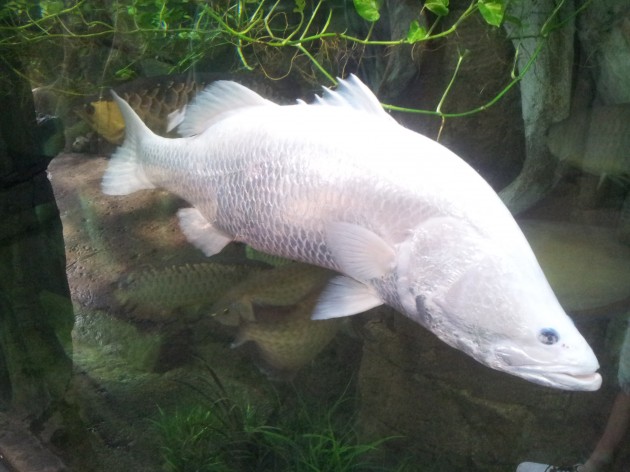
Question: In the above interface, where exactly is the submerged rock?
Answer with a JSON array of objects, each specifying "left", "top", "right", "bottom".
[
  {"left": 0, "top": 413, "right": 67, "bottom": 472},
  {"left": 356, "top": 312, "right": 612, "bottom": 472},
  {"left": 547, "top": 105, "right": 630, "bottom": 178},
  {"left": 499, "top": 0, "right": 575, "bottom": 214}
]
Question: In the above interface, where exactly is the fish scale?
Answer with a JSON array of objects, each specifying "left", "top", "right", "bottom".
[
  {"left": 234, "top": 292, "right": 343, "bottom": 376},
  {"left": 114, "top": 262, "right": 259, "bottom": 320},
  {"left": 210, "top": 263, "right": 335, "bottom": 326},
  {"left": 102, "top": 74, "right": 602, "bottom": 391},
  {"left": 153, "top": 108, "right": 462, "bottom": 270}
]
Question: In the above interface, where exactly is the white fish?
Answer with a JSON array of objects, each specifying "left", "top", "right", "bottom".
[{"left": 102, "top": 75, "right": 601, "bottom": 391}]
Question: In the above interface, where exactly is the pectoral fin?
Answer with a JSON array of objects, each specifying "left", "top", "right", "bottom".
[
  {"left": 326, "top": 222, "right": 395, "bottom": 281},
  {"left": 177, "top": 208, "right": 232, "bottom": 256},
  {"left": 311, "top": 276, "right": 383, "bottom": 320}
]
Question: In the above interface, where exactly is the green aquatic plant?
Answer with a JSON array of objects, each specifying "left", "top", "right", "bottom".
[
  {"left": 0, "top": 0, "right": 501, "bottom": 84},
  {"left": 0, "top": 0, "right": 589, "bottom": 120},
  {"left": 189, "top": 0, "right": 507, "bottom": 83},
  {"left": 264, "top": 391, "right": 400, "bottom": 472},
  {"left": 154, "top": 365, "right": 278, "bottom": 471},
  {"left": 154, "top": 364, "right": 409, "bottom": 471},
  {"left": 154, "top": 406, "right": 229, "bottom": 472}
]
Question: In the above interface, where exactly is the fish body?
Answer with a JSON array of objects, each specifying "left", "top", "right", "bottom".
[
  {"left": 233, "top": 292, "right": 343, "bottom": 376},
  {"left": 114, "top": 262, "right": 260, "bottom": 321},
  {"left": 103, "top": 75, "right": 601, "bottom": 391},
  {"left": 210, "top": 263, "right": 341, "bottom": 375},
  {"left": 211, "top": 263, "right": 335, "bottom": 326}
]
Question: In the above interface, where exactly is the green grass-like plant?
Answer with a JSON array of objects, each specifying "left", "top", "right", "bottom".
[{"left": 153, "top": 364, "right": 409, "bottom": 472}]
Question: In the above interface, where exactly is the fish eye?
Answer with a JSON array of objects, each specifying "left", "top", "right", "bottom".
[
  {"left": 538, "top": 328, "right": 559, "bottom": 345},
  {"left": 210, "top": 307, "right": 229, "bottom": 318}
]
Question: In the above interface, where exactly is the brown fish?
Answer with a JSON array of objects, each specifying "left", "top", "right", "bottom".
[
  {"left": 233, "top": 291, "right": 343, "bottom": 376},
  {"left": 114, "top": 262, "right": 260, "bottom": 321},
  {"left": 75, "top": 76, "right": 208, "bottom": 143},
  {"left": 208, "top": 263, "right": 342, "bottom": 376},
  {"left": 210, "top": 263, "right": 335, "bottom": 326},
  {"left": 76, "top": 73, "right": 301, "bottom": 144}
]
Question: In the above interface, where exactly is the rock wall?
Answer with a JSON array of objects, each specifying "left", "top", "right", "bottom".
[{"left": 357, "top": 312, "right": 617, "bottom": 471}]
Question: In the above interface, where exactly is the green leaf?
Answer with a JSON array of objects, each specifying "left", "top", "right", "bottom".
[
  {"left": 425, "top": 0, "right": 449, "bottom": 17},
  {"left": 41, "top": 0, "right": 65, "bottom": 15},
  {"left": 115, "top": 67, "right": 136, "bottom": 80},
  {"left": 406, "top": 20, "right": 427, "bottom": 43},
  {"left": 293, "top": 0, "right": 306, "bottom": 14},
  {"left": 478, "top": 1, "right": 505, "bottom": 27},
  {"left": 353, "top": 0, "right": 383, "bottom": 22}
]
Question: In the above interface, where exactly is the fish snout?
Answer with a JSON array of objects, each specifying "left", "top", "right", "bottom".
[{"left": 493, "top": 344, "right": 602, "bottom": 391}]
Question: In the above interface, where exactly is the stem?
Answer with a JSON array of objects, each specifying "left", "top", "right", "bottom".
[
  {"left": 435, "top": 49, "right": 468, "bottom": 115},
  {"left": 296, "top": 43, "right": 336, "bottom": 84},
  {"left": 299, "top": 0, "right": 324, "bottom": 41},
  {"left": 0, "top": 0, "right": 587, "bottom": 121},
  {"left": 263, "top": 0, "right": 282, "bottom": 38},
  {"left": 382, "top": 38, "right": 546, "bottom": 118},
  {"left": 435, "top": 49, "right": 468, "bottom": 140}
]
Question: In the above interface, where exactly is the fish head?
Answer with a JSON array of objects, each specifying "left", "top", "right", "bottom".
[
  {"left": 397, "top": 219, "right": 602, "bottom": 391},
  {"left": 209, "top": 299, "right": 255, "bottom": 327}
]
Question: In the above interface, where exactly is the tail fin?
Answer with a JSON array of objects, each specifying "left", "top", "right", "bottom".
[{"left": 101, "top": 91, "right": 155, "bottom": 195}]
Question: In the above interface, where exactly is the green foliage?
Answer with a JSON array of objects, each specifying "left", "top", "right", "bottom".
[
  {"left": 478, "top": 1, "right": 506, "bottom": 27},
  {"left": 0, "top": 0, "right": 514, "bottom": 88},
  {"left": 154, "top": 366, "right": 278, "bottom": 471},
  {"left": 353, "top": 0, "right": 383, "bottom": 22},
  {"left": 425, "top": 0, "right": 449, "bottom": 17},
  {"left": 154, "top": 365, "right": 407, "bottom": 471},
  {"left": 0, "top": 0, "right": 590, "bottom": 117},
  {"left": 154, "top": 406, "right": 228, "bottom": 472},
  {"left": 406, "top": 20, "right": 427, "bottom": 43}
]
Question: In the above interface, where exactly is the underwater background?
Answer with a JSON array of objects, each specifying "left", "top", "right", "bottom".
[{"left": 1, "top": 0, "right": 630, "bottom": 471}]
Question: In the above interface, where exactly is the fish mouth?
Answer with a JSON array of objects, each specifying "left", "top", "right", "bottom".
[
  {"left": 493, "top": 346, "right": 602, "bottom": 391},
  {"left": 503, "top": 366, "right": 602, "bottom": 391}
]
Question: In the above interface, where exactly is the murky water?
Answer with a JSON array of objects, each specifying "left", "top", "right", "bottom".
[{"left": 1, "top": 1, "right": 630, "bottom": 471}]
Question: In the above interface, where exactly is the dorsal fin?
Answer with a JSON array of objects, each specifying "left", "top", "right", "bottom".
[
  {"left": 178, "top": 81, "right": 277, "bottom": 137},
  {"left": 305, "top": 74, "right": 394, "bottom": 122}
]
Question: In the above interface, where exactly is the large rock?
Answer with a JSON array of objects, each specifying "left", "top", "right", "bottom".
[
  {"left": 499, "top": 0, "right": 576, "bottom": 213},
  {"left": 578, "top": 1, "right": 630, "bottom": 104},
  {"left": 357, "top": 312, "right": 615, "bottom": 471}
]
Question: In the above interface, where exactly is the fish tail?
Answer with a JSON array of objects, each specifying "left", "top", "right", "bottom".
[
  {"left": 230, "top": 327, "right": 250, "bottom": 348},
  {"left": 101, "top": 91, "right": 156, "bottom": 196}
]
